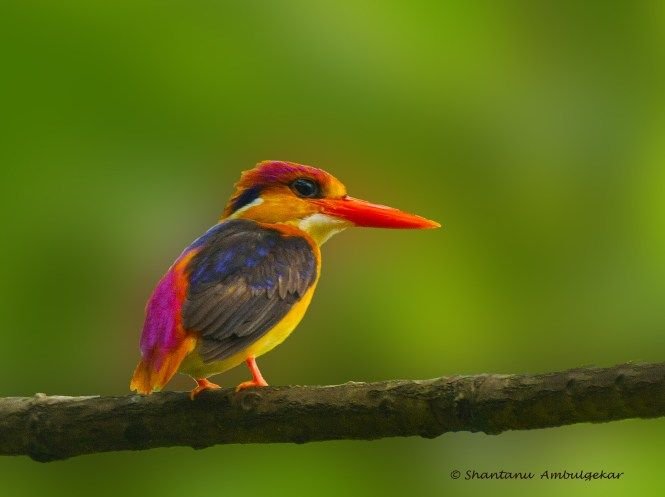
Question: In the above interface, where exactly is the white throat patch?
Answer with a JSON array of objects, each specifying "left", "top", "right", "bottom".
[{"left": 297, "top": 213, "right": 350, "bottom": 245}]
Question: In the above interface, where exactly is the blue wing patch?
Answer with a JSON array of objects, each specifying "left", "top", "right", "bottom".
[{"left": 181, "top": 219, "right": 317, "bottom": 362}]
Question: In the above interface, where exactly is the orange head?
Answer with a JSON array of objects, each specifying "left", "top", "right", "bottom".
[{"left": 223, "top": 160, "right": 440, "bottom": 244}]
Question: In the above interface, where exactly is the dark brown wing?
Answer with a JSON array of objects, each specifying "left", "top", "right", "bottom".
[{"left": 181, "top": 219, "right": 317, "bottom": 363}]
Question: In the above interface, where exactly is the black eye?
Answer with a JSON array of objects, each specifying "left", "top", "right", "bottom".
[{"left": 290, "top": 178, "right": 320, "bottom": 198}]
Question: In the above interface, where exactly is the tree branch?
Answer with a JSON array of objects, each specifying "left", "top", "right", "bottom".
[{"left": 1, "top": 361, "right": 663, "bottom": 462}]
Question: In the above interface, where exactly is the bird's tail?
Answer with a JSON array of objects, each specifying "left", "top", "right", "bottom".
[{"left": 130, "top": 336, "right": 197, "bottom": 394}]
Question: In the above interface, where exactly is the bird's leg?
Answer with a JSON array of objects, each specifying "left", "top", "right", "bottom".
[
  {"left": 235, "top": 356, "right": 269, "bottom": 392},
  {"left": 190, "top": 378, "right": 221, "bottom": 400}
]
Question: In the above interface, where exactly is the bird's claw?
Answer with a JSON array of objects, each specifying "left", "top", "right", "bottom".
[
  {"left": 235, "top": 379, "right": 269, "bottom": 392},
  {"left": 190, "top": 378, "right": 221, "bottom": 400}
]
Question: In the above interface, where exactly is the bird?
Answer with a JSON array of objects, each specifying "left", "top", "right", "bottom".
[{"left": 130, "top": 160, "right": 439, "bottom": 399}]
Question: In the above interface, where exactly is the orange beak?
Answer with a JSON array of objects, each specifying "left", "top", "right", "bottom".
[{"left": 312, "top": 196, "right": 440, "bottom": 229}]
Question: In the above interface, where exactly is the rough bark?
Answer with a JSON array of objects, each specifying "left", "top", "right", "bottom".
[{"left": 0, "top": 361, "right": 663, "bottom": 462}]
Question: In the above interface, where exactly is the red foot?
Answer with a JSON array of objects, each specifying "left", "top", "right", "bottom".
[
  {"left": 235, "top": 378, "right": 269, "bottom": 392},
  {"left": 190, "top": 378, "right": 221, "bottom": 400},
  {"left": 235, "top": 357, "right": 269, "bottom": 392}
]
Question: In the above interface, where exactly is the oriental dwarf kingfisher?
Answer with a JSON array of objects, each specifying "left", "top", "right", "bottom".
[{"left": 130, "top": 160, "right": 439, "bottom": 399}]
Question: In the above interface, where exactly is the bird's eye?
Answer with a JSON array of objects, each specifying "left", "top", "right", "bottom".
[{"left": 290, "top": 178, "right": 320, "bottom": 198}]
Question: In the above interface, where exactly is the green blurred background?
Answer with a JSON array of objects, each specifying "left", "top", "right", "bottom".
[{"left": 1, "top": 1, "right": 664, "bottom": 495}]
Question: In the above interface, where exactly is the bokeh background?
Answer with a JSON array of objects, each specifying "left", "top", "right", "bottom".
[{"left": 1, "top": 1, "right": 664, "bottom": 496}]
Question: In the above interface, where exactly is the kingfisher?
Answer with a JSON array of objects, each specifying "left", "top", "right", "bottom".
[{"left": 130, "top": 160, "right": 439, "bottom": 398}]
